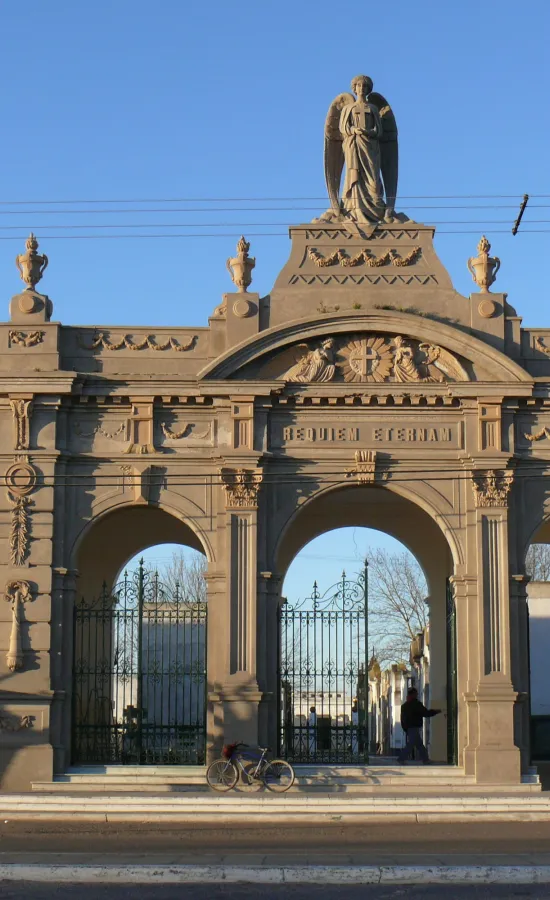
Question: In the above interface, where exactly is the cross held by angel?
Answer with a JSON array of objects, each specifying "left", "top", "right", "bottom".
[{"left": 322, "top": 75, "right": 401, "bottom": 226}]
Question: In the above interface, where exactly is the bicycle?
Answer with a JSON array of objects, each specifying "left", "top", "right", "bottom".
[{"left": 206, "top": 742, "right": 295, "bottom": 793}]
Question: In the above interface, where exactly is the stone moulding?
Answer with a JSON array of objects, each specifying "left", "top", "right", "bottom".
[
  {"left": 220, "top": 467, "right": 263, "bottom": 508},
  {"left": 308, "top": 247, "right": 421, "bottom": 268},
  {"left": 8, "top": 330, "right": 45, "bottom": 347},
  {"left": 290, "top": 273, "right": 437, "bottom": 287},
  {"left": 472, "top": 470, "right": 513, "bottom": 508},
  {"left": 78, "top": 333, "right": 197, "bottom": 352}
]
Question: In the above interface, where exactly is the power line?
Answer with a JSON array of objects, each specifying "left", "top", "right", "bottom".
[
  {"left": 2, "top": 220, "right": 549, "bottom": 230},
  {"left": 0, "top": 194, "right": 548, "bottom": 204},
  {"left": 0, "top": 230, "right": 548, "bottom": 240}
]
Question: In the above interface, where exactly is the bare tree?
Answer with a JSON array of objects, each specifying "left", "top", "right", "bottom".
[
  {"left": 154, "top": 550, "right": 207, "bottom": 604},
  {"left": 526, "top": 544, "right": 550, "bottom": 581},
  {"left": 365, "top": 547, "right": 429, "bottom": 668}
]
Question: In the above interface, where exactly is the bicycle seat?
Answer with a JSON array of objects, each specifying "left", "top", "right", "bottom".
[{"left": 259, "top": 746, "right": 271, "bottom": 752}]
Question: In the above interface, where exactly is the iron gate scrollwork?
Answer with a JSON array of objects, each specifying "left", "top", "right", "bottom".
[
  {"left": 72, "top": 559, "right": 207, "bottom": 765},
  {"left": 279, "top": 564, "right": 369, "bottom": 763}
]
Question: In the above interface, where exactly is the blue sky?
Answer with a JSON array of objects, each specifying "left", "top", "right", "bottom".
[
  {"left": 2, "top": 1, "right": 547, "bottom": 588},
  {"left": 0, "top": 0, "right": 548, "bottom": 327}
]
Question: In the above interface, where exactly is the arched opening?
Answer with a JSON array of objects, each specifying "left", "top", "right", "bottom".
[
  {"left": 274, "top": 484, "right": 457, "bottom": 766},
  {"left": 71, "top": 506, "right": 209, "bottom": 767},
  {"left": 524, "top": 520, "right": 550, "bottom": 764}
]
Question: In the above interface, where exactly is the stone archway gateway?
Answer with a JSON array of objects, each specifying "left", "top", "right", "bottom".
[{"left": 1, "top": 74, "right": 549, "bottom": 792}]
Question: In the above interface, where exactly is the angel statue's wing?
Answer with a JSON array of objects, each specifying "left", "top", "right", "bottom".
[
  {"left": 279, "top": 344, "right": 311, "bottom": 381},
  {"left": 324, "top": 92, "right": 355, "bottom": 214},
  {"left": 419, "top": 344, "right": 469, "bottom": 382},
  {"left": 368, "top": 92, "right": 398, "bottom": 212}
]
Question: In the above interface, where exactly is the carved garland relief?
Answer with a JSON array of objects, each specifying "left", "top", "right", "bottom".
[
  {"left": 278, "top": 333, "right": 469, "bottom": 384},
  {"left": 78, "top": 333, "right": 197, "bottom": 352},
  {"left": 308, "top": 247, "right": 421, "bottom": 268},
  {"left": 5, "top": 459, "right": 38, "bottom": 566}
]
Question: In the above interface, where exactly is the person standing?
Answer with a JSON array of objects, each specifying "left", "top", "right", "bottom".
[
  {"left": 308, "top": 706, "right": 317, "bottom": 756},
  {"left": 398, "top": 688, "right": 441, "bottom": 765}
]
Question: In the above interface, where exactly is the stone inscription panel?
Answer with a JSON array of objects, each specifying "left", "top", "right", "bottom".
[{"left": 270, "top": 416, "right": 463, "bottom": 450}]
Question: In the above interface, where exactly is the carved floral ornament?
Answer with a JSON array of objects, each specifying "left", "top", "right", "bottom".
[
  {"left": 276, "top": 333, "right": 469, "bottom": 384},
  {"left": 220, "top": 467, "right": 263, "bottom": 508},
  {"left": 345, "top": 450, "right": 388, "bottom": 485},
  {"left": 4, "top": 581, "right": 34, "bottom": 672},
  {"left": 8, "top": 330, "right": 45, "bottom": 348},
  {"left": 472, "top": 470, "right": 513, "bottom": 508}
]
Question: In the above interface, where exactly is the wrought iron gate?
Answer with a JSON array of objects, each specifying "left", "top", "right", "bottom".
[
  {"left": 72, "top": 560, "right": 207, "bottom": 765},
  {"left": 279, "top": 565, "right": 368, "bottom": 763}
]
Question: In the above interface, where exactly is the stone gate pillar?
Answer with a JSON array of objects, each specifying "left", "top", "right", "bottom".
[
  {"left": 208, "top": 468, "right": 263, "bottom": 753},
  {"left": 465, "top": 470, "right": 521, "bottom": 784}
]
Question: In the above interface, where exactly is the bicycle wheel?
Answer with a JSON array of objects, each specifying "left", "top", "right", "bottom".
[
  {"left": 206, "top": 758, "right": 238, "bottom": 791},
  {"left": 263, "top": 759, "right": 295, "bottom": 793}
]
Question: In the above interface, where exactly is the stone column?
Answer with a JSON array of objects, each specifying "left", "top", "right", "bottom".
[
  {"left": 467, "top": 470, "right": 520, "bottom": 784},
  {"left": 209, "top": 468, "right": 263, "bottom": 749}
]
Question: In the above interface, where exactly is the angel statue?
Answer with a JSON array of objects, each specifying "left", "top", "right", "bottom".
[
  {"left": 320, "top": 75, "right": 399, "bottom": 225},
  {"left": 281, "top": 338, "right": 336, "bottom": 383}
]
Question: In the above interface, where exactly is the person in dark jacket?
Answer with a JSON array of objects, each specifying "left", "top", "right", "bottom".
[{"left": 397, "top": 688, "right": 441, "bottom": 764}]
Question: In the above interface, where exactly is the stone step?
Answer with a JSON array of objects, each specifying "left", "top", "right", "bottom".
[
  {"left": 5, "top": 791, "right": 550, "bottom": 822},
  {"left": 30, "top": 780, "right": 542, "bottom": 794}
]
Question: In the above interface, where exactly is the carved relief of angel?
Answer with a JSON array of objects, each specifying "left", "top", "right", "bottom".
[
  {"left": 281, "top": 338, "right": 336, "bottom": 383},
  {"left": 392, "top": 336, "right": 422, "bottom": 383},
  {"left": 418, "top": 343, "right": 469, "bottom": 382},
  {"left": 321, "top": 75, "right": 399, "bottom": 225}
]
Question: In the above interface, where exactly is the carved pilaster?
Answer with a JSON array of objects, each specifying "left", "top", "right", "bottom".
[
  {"left": 230, "top": 398, "right": 254, "bottom": 451},
  {"left": 477, "top": 400, "right": 502, "bottom": 452},
  {"left": 9, "top": 398, "right": 33, "bottom": 451}
]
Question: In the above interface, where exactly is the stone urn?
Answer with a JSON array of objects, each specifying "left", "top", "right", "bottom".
[
  {"left": 467, "top": 236, "right": 500, "bottom": 293},
  {"left": 226, "top": 236, "right": 255, "bottom": 293},
  {"left": 15, "top": 233, "right": 49, "bottom": 292}
]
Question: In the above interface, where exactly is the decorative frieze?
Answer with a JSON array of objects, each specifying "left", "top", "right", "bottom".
[
  {"left": 345, "top": 449, "right": 388, "bottom": 485},
  {"left": 220, "top": 467, "right": 263, "bottom": 508},
  {"left": 4, "top": 581, "right": 34, "bottom": 672},
  {"left": 78, "top": 333, "right": 196, "bottom": 352},
  {"left": 308, "top": 246, "right": 421, "bottom": 268},
  {"left": 9, "top": 398, "right": 33, "bottom": 451},
  {"left": 472, "top": 470, "right": 513, "bottom": 508}
]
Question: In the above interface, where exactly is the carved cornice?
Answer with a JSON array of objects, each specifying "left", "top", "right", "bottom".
[
  {"left": 472, "top": 469, "right": 513, "bottom": 508},
  {"left": 220, "top": 467, "right": 263, "bottom": 509}
]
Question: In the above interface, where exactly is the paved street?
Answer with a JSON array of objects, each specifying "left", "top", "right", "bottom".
[
  {"left": 3, "top": 886, "right": 550, "bottom": 899},
  {"left": 3, "top": 821, "right": 550, "bottom": 866}
]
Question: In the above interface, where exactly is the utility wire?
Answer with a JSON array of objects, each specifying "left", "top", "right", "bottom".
[
  {"left": 1, "top": 220, "right": 549, "bottom": 230},
  {"left": 0, "top": 194, "right": 548, "bottom": 204},
  {"left": 0, "top": 230, "right": 548, "bottom": 239}
]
